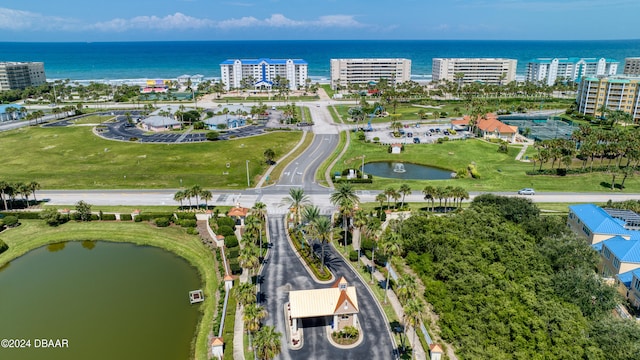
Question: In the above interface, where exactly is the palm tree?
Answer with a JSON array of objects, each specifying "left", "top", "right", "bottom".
[
  {"left": 239, "top": 244, "right": 260, "bottom": 284},
  {"left": 281, "top": 188, "right": 310, "bottom": 227},
  {"left": 251, "top": 202, "right": 268, "bottom": 257},
  {"left": 352, "top": 209, "right": 368, "bottom": 257},
  {"left": 375, "top": 193, "right": 386, "bottom": 215},
  {"left": 244, "top": 303, "right": 267, "bottom": 352},
  {"left": 404, "top": 297, "right": 425, "bottom": 359},
  {"left": 200, "top": 189, "right": 212, "bottom": 210},
  {"left": 396, "top": 274, "right": 418, "bottom": 305},
  {"left": 309, "top": 216, "right": 333, "bottom": 271},
  {"left": 398, "top": 184, "right": 411, "bottom": 210},
  {"left": 243, "top": 215, "right": 261, "bottom": 246},
  {"left": 254, "top": 325, "right": 282, "bottom": 360},
  {"left": 27, "top": 181, "right": 41, "bottom": 204},
  {"left": 330, "top": 183, "right": 360, "bottom": 250},
  {"left": 379, "top": 232, "right": 402, "bottom": 304},
  {"left": 0, "top": 181, "right": 11, "bottom": 210},
  {"left": 384, "top": 187, "right": 396, "bottom": 210},
  {"left": 173, "top": 190, "right": 186, "bottom": 209},
  {"left": 233, "top": 282, "right": 257, "bottom": 307},
  {"left": 190, "top": 185, "right": 202, "bottom": 209}
]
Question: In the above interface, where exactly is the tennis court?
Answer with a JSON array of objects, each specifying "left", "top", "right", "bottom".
[{"left": 499, "top": 115, "right": 577, "bottom": 141}]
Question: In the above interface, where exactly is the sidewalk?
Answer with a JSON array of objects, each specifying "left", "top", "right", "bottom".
[{"left": 357, "top": 256, "right": 427, "bottom": 360}]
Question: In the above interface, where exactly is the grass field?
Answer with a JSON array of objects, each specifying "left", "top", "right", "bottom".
[
  {"left": 0, "top": 219, "right": 218, "bottom": 360},
  {"left": 0, "top": 126, "right": 302, "bottom": 189},
  {"left": 334, "top": 133, "right": 640, "bottom": 192}
]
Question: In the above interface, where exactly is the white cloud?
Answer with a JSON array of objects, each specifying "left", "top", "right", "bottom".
[
  {"left": 92, "top": 12, "right": 215, "bottom": 31},
  {"left": 0, "top": 7, "right": 79, "bottom": 31},
  {"left": 0, "top": 7, "right": 366, "bottom": 33}
]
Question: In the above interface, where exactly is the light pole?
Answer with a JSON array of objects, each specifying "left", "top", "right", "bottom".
[
  {"left": 361, "top": 155, "right": 365, "bottom": 177},
  {"left": 246, "top": 160, "right": 250, "bottom": 187}
]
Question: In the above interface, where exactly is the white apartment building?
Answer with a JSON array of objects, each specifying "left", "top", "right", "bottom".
[
  {"left": 0, "top": 62, "right": 46, "bottom": 91},
  {"left": 576, "top": 76, "right": 640, "bottom": 123},
  {"left": 330, "top": 58, "right": 412, "bottom": 90},
  {"left": 431, "top": 58, "right": 517, "bottom": 85},
  {"left": 623, "top": 57, "right": 640, "bottom": 76},
  {"left": 219, "top": 58, "right": 307, "bottom": 91},
  {"left": 526, "top": 57, "right": 618, "bottom": 86}
]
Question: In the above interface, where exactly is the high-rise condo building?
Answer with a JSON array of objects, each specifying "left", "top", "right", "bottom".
[
  {"left": 219, "top": 58, "right": 308, "bottom": 91},
  {"left": 330, "top": 58, "right": 412, "bottom": 90},
  {"left": 526, "top": 57, "right": 618, "bottom": 86},
  {"left": 431, "top": 58, "right": 517, "bottom": 85},
  {"left": 0, "top": 62, "right": 47, "bottom": 91},
  {"left": 576, "top": 76, "right": 640, "bottom": 123},
  {"left": 623, "top": 57, "right": 640, "bottom": 75}
]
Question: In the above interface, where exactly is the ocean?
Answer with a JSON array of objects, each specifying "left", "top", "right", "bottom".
[{"left": 2, "top": 40, "right": 640, "bottom": 82}]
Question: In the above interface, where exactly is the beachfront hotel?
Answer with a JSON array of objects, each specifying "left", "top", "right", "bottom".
[
  {"left": 526, "top": 57, "right": 619, "bottom": 86},
  {"left": 431, "top": 58, "right": 517, "bottom": 85},
  {"left": 623, "top": 57, "right": 640, "bottom": 76},
  {"left": 219, "top": 58, "right": 308, "bottom": 91},
  {"left": 575, "top": 75, "right": 640, "bottom": 123},
  {"left": 329, "top": 58, "right": 411, "bottom": 90},
  {"left": 0, "top": 61, "right": 47, "bottom": 91}
]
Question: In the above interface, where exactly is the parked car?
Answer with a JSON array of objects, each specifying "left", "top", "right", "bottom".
[
  {"left": 429, "top": 128, "right": 435, "bottom": 133},
  {"left": 413, "top": 137, "right": 420, "bottom": 144},
  {"left": 518, "top": 188, "right": 535, "bottom": 195},
  {"left": 443, "top": 130, "right": 450, "bottom": 135}
]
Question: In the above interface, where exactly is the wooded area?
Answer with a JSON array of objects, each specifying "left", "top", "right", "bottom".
[{"left": 397, "top": 195, "right": 640, "bottom": 359}]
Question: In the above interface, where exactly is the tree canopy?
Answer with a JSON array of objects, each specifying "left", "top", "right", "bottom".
[{"left": 397, "top": 195, "right": 638, "bottom": 359}]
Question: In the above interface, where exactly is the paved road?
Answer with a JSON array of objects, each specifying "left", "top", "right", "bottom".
[{"left": 260, "top": 216, "right": 397, "bottom": 360}]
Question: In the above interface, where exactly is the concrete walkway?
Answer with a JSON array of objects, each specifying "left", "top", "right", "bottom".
[{"left": 355, "top": 255, "right": 427, "bottom": 360}]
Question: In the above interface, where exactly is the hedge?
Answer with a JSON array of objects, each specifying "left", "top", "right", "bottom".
[
  {"left": 136, "top": 212, "right": 174, "bottom": 222},
  {"left": 229, "top": 260, "right": 242, "bottom": 275},
  {"left": 175, "top": 212, "right": 197, "bottom": 220},
  {"left": 217, "top": 217, "right": 236, "bottom": 229},
  {"left": 101, "top": 214, "right": 117, "bottom": 221},
  {"left": 227, "top": 247, "right": 240, "bottom": 259},
  {"left": 120, "top": 214, "right": 132, "bottom": 221},
  {"left": 0, "top": 211, "right": 41, "bottom": 219},
  {"left": 218, "top": 225, "right": 235, "bottom": 237},
  {"left": 178, "top": 219, "right": 197, "bottom": 228},
  {"left": 349, "top": 250, "right": 359, "bottom": 262},
  {"left": 154, "top": 218, "right": 171, "bottom": 227}
]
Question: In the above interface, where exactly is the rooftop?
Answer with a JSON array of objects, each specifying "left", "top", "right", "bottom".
[
  {"left": 602, "top": 236, "right": 640, "bottom": 264},
  {"left": 220, "top": 58, "right": 308, "bottom": 66},
  {"left": 569, "top": 204, "right": 631, "bottom": 235}
]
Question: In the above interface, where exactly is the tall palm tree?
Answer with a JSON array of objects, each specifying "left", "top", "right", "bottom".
[
  {"left": 330, "top": 183, "right": 360, "bottom": 249},
  {"left": 396, "top": 274, "right": 418, "bottom": 305},
  {"left": 398, "top": 184, "right": 411, "bottom": 209},
  {"left": 173, "top": 190, "right": 186, "bottom": 209},
  {"left": 352, "top": 209, "right": 368, "bottom": 257},
  {"left": 384, "top": 187, "right": 396, "bottom": 210},
  {"left": 239, "top": 244, "right": 260, "bottom": 284},
  {"left": 251, "top": 202, "right": 268, "bottom": 257},
  {"left": 309, "top": 216, "right": 333, "bottom": 271},
  {"left": 404, "top": 297, "right": 425, "bottom": 359},
  {"left": 243, "top": 215, "right": 261, "bottom": 246},
  {"left": 379, "top": 232, "right": 402, "bottom": 304},
  {"left": 200, "top": 189, "right": 212, "bottom": 210},
  {"left": 190, "top": 185, "right": 202, "bottom": 209},
  {"left": 0, "top": 181, "right": 10, "bottom": 211},
  {"left": 244, "top": 303, "right": 267, "bottom": 352},
  {"left": 233, "top": 282, "right": 257, "bottom": 307},
  {"left": 254, "top": 325, "right": 282, "bottom": 360},
  {"left": 375, "top": 193, "right": 386, "bottom": 215},
  {"left": 28, "top": 181, "right": 41, "bottom": 204},
  {"left": 281, "top": 188, "right": 310, "bottom": 226},
  {"left": 422, "top": 185, "right": 436, "bottom": 212}
]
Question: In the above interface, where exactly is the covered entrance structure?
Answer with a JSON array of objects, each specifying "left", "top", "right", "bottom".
[{"left": 288, "top": 277, "right": 359, "bottom": 333}]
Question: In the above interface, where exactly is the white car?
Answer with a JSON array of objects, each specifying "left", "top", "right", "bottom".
[{"left": 518, "top": 188, "right": 535, "bottom": 195}]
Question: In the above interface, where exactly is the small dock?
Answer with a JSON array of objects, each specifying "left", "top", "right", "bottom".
[{"left": 189, "top": 289, "right": 204, "bottom": 304}]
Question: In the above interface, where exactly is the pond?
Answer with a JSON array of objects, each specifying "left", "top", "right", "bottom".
[
  {"left": 0, "top": 241, "right": 202, "bottom": 360},
  {"left": 364, "top": 161, "right": 455, "bottom": 180}
]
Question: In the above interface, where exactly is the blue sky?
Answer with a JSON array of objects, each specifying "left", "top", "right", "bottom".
[{"left": 1, "top": 0, "right": 639, "bottom": 42}]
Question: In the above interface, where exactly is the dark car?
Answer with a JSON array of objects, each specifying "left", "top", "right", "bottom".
[{"left": 413, "top": 137, "right": 420, "bottom": 144}]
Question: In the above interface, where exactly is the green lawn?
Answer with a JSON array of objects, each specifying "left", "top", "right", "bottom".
[
  {"left": 0, "top": 126, "right": 302, "bottom": 189},
  {"left": 334, "top": 133, "right": 640, "bottom": 192},
  {"left": 0, "top": 219, "right": 218, "bottom": 360}
]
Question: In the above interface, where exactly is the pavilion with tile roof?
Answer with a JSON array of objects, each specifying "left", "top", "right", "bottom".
[
  {"left": 451, "top": 113, "right": 518, "bottom": 142},
  {"left": 288, "top": 277, "right": 359, "bottom": 332}
]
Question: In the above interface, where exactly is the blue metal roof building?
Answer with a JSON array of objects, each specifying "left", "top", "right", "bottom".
[{"left": 567, "top": 204, "right": 633, "bottom": 244}]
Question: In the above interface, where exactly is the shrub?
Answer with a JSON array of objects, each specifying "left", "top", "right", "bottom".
[
  {"left": 217, "top": 216, "right": 236, "bottom": 229},
  {"left": 39, "top": 208, "right": 68, "bottom": 227},
  {"left": 373, "top": 137, "right": 380, "bottom": 143},
  {"left": 178, "top": 219, "right": 197, "bottom": 228},
  {"left": 175, "top": 212, "right": 196, "bottom": 220},
  {"left": 0, "top": 212, "right": 40, "bottom": 219},
  {"left": 154, "top": 217, "right": 171, "bottom": 227},
  {"left": 186, "top": 227, "right": 199, "bottom": 235},
  {"left": 2, "top": 215, "right": 18, "bottom": 227},
  {"left": 227, "top": 247, "right": 240, "bottom": 259},
  {"left": 224, "top": 235, "right": 239, "bottom": 248},
  {"left": 468, "top": 163, "right": 481, "bottom": 179},
  {"left": 361, "top": 239, "right": 375, "bottom": 251},
  {"left": 229, "top": 260, "right": 242, "bottom": 275},
  {"left": 134, "top": 216, "right": 142, "bottom": 222},
  {"left": 101, "top": 214, "right": 116, "bottom": 221},
  {"left": 218, "top": 225, "right": 235, "bottom": 237},
  {"left": 349, "top": 250, "right": 359, "bottom": 262},
  {"left": 206, "top": 131, "right": 220, "bottom": 141},
  {"left": 120, "top": 213, "right": 132, "bottom": 221},
  {"left": 0, "top": 239, "right": 7, "bottom": 254}
]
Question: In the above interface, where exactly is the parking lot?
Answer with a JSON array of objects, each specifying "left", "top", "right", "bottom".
[{"left": 365, "top": 122, "right": 469, "bottom": 144}]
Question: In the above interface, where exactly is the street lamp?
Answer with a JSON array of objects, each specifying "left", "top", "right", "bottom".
[{"left": 246, "top": 160, "right": 250, "bottom": 187}]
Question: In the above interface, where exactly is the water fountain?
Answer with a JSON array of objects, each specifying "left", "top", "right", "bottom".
[{"left": 393, "top": 163, "right": 406, "bottom": 173}]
